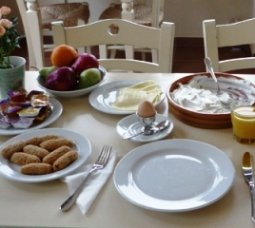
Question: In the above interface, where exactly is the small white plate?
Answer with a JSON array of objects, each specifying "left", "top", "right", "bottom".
[
  {"left": 0, "top": 98, "right": 63, "bottom": 136},
  {"left": 116, "top": 114, "right": 173, "bottom": 142},
  {"left": 89, "top": 80, "right": 165, "bottom": 115},
  {"left": 0, "top": 128, "right": 91, "bottom": 183},
  {"left": 113, "top": 139, "right": 235, "bottom": 212}
]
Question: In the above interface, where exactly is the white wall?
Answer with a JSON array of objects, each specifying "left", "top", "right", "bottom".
[{"left": 164, "top": 0, "right": 254, "bottom": 37}]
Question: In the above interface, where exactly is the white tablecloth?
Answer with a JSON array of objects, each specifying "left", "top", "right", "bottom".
[{"left": 0, "top": 71, "right": 254, "bottom": 227}]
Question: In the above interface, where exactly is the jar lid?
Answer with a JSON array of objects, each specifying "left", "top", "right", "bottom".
[{"left": 233, "top": 106, "right": 255, "bottom": 118}]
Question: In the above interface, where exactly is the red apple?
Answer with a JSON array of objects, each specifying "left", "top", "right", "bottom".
[
  {"left": 71, "top": 53, "right": 99, "bottom": 74},
  {"left": 45, "top": 66, "right": 77, "bottom": 91}
]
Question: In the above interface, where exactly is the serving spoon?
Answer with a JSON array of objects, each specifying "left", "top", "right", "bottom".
[
  {"left": 204, "top": 57, "right": 221, "bottom": 95},
  {"left": 203, "top": 57, "right": 234, "bottom": 109}
]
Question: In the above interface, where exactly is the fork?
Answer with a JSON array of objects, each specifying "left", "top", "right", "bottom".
[{"left": 60, "top": 145, "right": 112, "bottom": 212}]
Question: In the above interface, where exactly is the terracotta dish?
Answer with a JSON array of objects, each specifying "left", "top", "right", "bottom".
[{"left": 167, "top": 72, "right": 255, "bottom": 129}]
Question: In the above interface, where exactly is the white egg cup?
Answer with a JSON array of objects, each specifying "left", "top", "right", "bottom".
[{"left": 136, "top": 112, "right": 156, "bottom": 134}]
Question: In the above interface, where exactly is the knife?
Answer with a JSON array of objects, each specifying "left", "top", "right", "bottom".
[{"left": 242, "top": 152, "right": 255, "bottom": 222}]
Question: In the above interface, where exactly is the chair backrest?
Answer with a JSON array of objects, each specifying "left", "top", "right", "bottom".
[
  {"left": 51, "top": 19, "right": 175, "bottom": 73},
  {"left": 150, "top": 0, "right": 164, "bottom": 27},
  {"left": 202, "top": 18, "right": 255, "bottom": 72},
  {"left": 16, "top": 0, "right": 36, "bottom": 69},
  {"left": 16, "top": 0, "right": 88, "bottom": 70},
  {"left": 121, "top": 0, "right": 164, "bottom": 27}
]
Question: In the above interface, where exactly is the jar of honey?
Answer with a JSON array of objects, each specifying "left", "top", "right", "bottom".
[{"left": 231, "top": 106, "right": 255, "bottom": 143}]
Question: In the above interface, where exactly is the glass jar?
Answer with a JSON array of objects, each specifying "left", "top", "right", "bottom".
[{"left": 231, "top": 105, "right": 255, "bottom": 143}]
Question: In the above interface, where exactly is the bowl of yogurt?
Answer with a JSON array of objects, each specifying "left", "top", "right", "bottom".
[{"left": 167, "top": 72, "right": 255, "bottom": 128}]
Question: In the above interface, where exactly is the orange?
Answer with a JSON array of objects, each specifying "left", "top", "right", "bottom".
[{"left": 50, "top": 44, "right": 78, "bottom": 67}]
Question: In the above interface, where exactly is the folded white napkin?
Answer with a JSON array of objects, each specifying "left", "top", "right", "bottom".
[{"left": 62, "top": 150, "right": 116, "bottom": 214}]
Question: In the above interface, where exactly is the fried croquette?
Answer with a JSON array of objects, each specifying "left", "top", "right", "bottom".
[
  {"left": 53, "top": 150, "right": 78, "bottom": 171},
  {"left": 21, "top": 163, "right": 53, "bottom": 175},
  {"left": 10, "top": 152, "right": 40, "bottom": 165},
  {"left": 24, "top": 135, "right": 58, "bottom": 146},
  {"left": 23, "top": 144, "right": 49, "bottom": 159},
  {"left": 1, "top": 141, "right": 26, "bottom": 159},
  {"left": 40, "top": 138, "right": 74, "bottom": 151},
  {"left": 42, "top": 145, "right": 72, "bottom": 164}
]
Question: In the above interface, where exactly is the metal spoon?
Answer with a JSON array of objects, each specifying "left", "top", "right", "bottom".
[
  {"left": 204, "top": 57, "right": 221, "bottom": 95},
  {"left": 204, "top": 57, "right": 235, "bottom": 109},
  {"left": 123, "top": 119, "right": 170, "bottom": 140}
]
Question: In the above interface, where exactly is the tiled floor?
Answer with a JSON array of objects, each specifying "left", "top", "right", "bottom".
[{"left": 14, "top": 37, "right": 254, "bottom": 73}]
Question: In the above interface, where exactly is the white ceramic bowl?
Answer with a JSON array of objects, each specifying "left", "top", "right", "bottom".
[{"left": 37, "top": 66, "right": 106, "bottom": 98}]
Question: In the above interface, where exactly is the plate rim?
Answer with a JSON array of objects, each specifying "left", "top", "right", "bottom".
[
  {"left": 0, "top": 97, "right": 63, "bottom": 136},
  {"left": 89, "top": 80, "right": 165, "bottom": 115},
  {"left": 0, "top": 128, "right": 91, "bottom": 183},
  {"left": 113, "top": 139, "right": 235, "bottom": 212}
]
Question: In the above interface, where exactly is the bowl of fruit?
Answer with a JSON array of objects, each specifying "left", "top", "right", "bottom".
[{"left": 37, "top": 44, "right": 106, "bottom": 98}]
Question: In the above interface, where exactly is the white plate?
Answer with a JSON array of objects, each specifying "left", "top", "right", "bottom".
[
  {"left": 113, "top": 139, "right": 235, "bottom": 212},
  {"left": 0, "top": 98, "right": 63, "bottom": 136},
  {"left": 89, "top": 80, "right": 165, "bottom": 115},
  {"left": 0, "top": 128, "right": 91, "bottom": 183},
  {"left": 116, "top": 114, "right": 173, "bottom": 142}
]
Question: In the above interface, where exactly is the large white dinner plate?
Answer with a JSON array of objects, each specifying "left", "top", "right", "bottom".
[
  {"left": 113, "top": 139, "right": 235, "bottom": 212},
  {"left": 88, "top": 80, "right": 165, "bottom": 115},
  {"left": 0, "top": 98, "right": 63, "bottom": 136},
  {"left": 0, "top": 128, "right": 91, "bottom": 183}
]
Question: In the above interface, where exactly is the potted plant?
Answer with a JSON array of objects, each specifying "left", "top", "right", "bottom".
[{"left": 0, "top": 5, "right": 26, "bottom": 99}]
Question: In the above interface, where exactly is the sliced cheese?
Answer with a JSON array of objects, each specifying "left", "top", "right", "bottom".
[{"left": 111, "top": 81, "right": 162, "bottom": 111}]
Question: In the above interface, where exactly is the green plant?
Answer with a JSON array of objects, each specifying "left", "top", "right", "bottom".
[{"left": 0, "top": 6, "right": 20, "bottom": 69}]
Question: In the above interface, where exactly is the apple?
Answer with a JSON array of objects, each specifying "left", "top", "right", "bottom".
[
  {"left": 79, "top": 68, "right": 101, "bottom": 89},
  {"left": 72, "top": 53, "right": 99, "bottom": 75},
  {"left": 39, "top": 66, "right": 56, "bottom": 81},
  {"left": 45, "top": 66, "right": 77, "bottom": 91}
]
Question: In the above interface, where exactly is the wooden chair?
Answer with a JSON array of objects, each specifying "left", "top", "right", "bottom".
[
  {"left": 16, "top": 0, "right": 36, "bottom": 70},
  {"left": 202, "top": 18, "right": 255, "bottom": 72},
  {"left": 99, "top": 0, "right": 165, "bottom": 62},
  {"left": 16, "top": 0, "right": 89, "bottom": 70},
  {"left": 51, "top": 19, "right": 175, "bottom": 72},
  {"left": 101, "top": 0, "right": 164, "bottom": 27}
]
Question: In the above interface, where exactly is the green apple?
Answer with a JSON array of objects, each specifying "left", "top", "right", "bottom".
[
  {"left": 39, "top": 66, "right": 56, "bottom": 81},
  {"left": 79, "top": 68, "right": 101, "bottom": 88}
]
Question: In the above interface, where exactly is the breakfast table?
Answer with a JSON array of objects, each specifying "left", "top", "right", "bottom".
[{"left": 0, "top": 71, "right": 255, "bottom": 227}]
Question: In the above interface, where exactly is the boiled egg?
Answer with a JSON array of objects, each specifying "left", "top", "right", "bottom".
[{"left": 137, "top": 101, "right": 156, "bottom": 118}]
